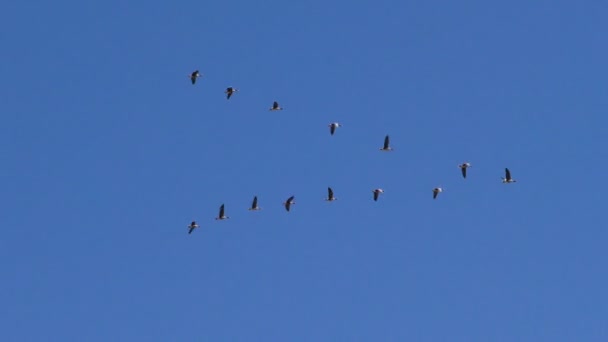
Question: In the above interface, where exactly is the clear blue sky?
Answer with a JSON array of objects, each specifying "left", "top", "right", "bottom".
[{"left": 2, "top": 0, "right": 607, "bottom": 340}]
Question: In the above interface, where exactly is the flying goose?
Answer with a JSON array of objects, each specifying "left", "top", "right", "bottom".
[
  {"left": 379, "top": 135, "right": 393, "bottom": 151},
  {"left": 187, "top": 221, "right": 199, "bottom": 234},
  {"left": 326, "top": 187, "right": 337, "bottom": 201},
  {"left": 328, "top": 122, "right": 342, "bottom": 135},
  {"left": 502, "top": 168, "right": 517, "bottom": 183},
  {"left": 270, "top": 101, "right": 283, "bottom": 111},
  {"left": 459, "top": 162, "right": 471, "bottom": 179},
  {"left": 215, "top": 204, "right": 229, "bottom": 220},
  {"left": 225, "top": 87, "right": 238, "bottom": 99},
  {"left": 283, "top": 196, "right": 295, "bottom": 212},
  {"left": 433, "top": 187, "right": 443, "bottom": 199},
  {"left": 372, "top": 188, "right": 384, "bottom": 201},
  {"left": 190, "top": 70, "right": 201, "bottom": 84},
  {"left": 248, "top": 196, "right": 261, "bottom": 211}
]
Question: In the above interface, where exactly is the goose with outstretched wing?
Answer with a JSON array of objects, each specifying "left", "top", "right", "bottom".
[
  {"left": 283, "top": 196, "right": 295, "bottom": 211},
  {"left": 380, "top": 135, "right": 392, "bottom": 151},
  {"left": 215, "top": 204, "right": 229, "bottom": 220}
]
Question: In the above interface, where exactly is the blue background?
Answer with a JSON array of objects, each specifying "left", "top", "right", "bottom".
[{"left": 2, "top": 0, "right": 607, "bottom": 340}]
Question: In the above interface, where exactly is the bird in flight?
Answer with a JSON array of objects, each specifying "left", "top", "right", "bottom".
[
  {"left": 187, "top": 221, "right": 199, "bottom": 234},
  {"left": 502, "top": 168, "right": 517, "bottom": 183},
  {"left": 379, "top": 135, "right": 393, "bottom": 151},
  {"left": 225, "top": 87, "right": 238, "bottom": 99},
  {"left": 248, "top": 196, "right": 261, "bottom": 211},
  {"left": 328, "top": 122, "right": 342, "bottom": 136},
  {"left": 433, "top": 187, "right": 443, "bottom": 199},
  {"left": 459, "top": 162, "right": 471, "bottom": 179},
  {"left": 283, "top": 196, "right": 295, "bottom": 212},
  {"left": 190, "top": 70, "right": 201, "bottom": 84},
  {"left": 270, "top": 101, "right": 283, "bottom": 111},
  {"left": 372, "top": 188, "right": 384, "bottom": 201},
  {"left": 215, "top": 204, "right": 229, "bottom": 220},
  {"left": 325, "top": 187, "right": 337, "bottom": 201}
]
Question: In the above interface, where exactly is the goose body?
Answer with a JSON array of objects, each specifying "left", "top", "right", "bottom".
[
  {"left": 502, "top": 168, "right": 517, "bottom": 183},
  {"left": 433, "top": 187, "right": 443, "bottom": 199},
  {"left": 459, "top": 162, "right": 471, "bottom": 179},
  {"left": 379, "top": 135, "right": 393, "bottom": 151},
  {"left": 249, "top": 196, "right": 261, "bottom": 211},
  {"left": 328, "top": 122, "right": 342, "bottom": 135},
  {"left": 215, "top": 204, "right": 229, "bottom": 220},
  {"left": 225, "top": 87, "right": 238, "bottom": 99},
  {"left": 326, "top": 187, "right": 337, "bottom": 201},
  {"left": 187, "top": 221, "right": 199, "bottom": 234},
  {"left": 190, "top": 70, "right": 201, "bottom": 84},
  {"left": 283, "top": 196, "right": 295, "bottom": 211},
  {"left": 372, "top": 188, "right": 384, "bottom": 201},
  {"left": 270, "top": 101, "right": 283, "bottom": 111}
]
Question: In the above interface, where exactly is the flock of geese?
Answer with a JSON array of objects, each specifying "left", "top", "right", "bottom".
[{"left": 185, "top": 70, "right": 518, "bottom": 234}]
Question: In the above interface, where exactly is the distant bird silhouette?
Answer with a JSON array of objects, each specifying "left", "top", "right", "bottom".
[
  {"left": 328, "top": 122, "right": 342, "bottom": 136},
  {"left": 433, "top": 187, "right": 443, "bottom": 199},
  {"left": 283, "top": 196, "right": 295, "bottom": 211},
  {"left": 248, "top": 196, "right": 261, "bottom": 211},
  {"left": 502, "top": 168, "right": 517, "bottom": 183},
  {"left": 215, "top": 204, "right": 229, "bottom": 220},
  {"left": 326, "top": 187, "right": 337, "bottom": 201},
  {"left": 459, "top": 162, "right": 471, "bottom": 179},
  {"left": 379, "top": 135, "right": 393, "bottom": 151},
  {"left": 372, "top": 188, "right": 384, "bottom": 201},
  {"left": 187, "top": 221, "right": 199, "bottom": 234},
  {"left": 225, "top": 87, "right": 238, "bottom": 99},
  {"left": 190, "top": 70, "right": 201, "bottom": 84},
  {"left": 270, "top": 101, "right": 283, "bottom": 111}
]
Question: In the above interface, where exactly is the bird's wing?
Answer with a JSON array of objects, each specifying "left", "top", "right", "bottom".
[
  {"left": 273, "top": 101, "right": 279, "bottom": 109},
  {"left": 219, "top": 204, "right": 225, "bottom": 217},
  {"left": 505, "top": 168, "right": 511, "bottom": 180},
  {"left": 461, "top": 167, "right": 467, "bottom": 178},
  {"left": 384, "top": 135, "right": 390, "bottom": 149},
  {"left": 188, "top": 227, "right": 194, "bottom": 234},
  {"left": 433, "top": 191, "right": 438, "bottom": 199},
  {"left": 252, "top": 196, "right": 258, "bottom": 208},
  {"left": 330, "top": 125, "right": 336, "bottom": 135},
  {"left": 328, "top": 187, "right": 333, "bottom": 199},
  {"left": 373, "top": 191, "right": 379, "bottom": 201}
]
